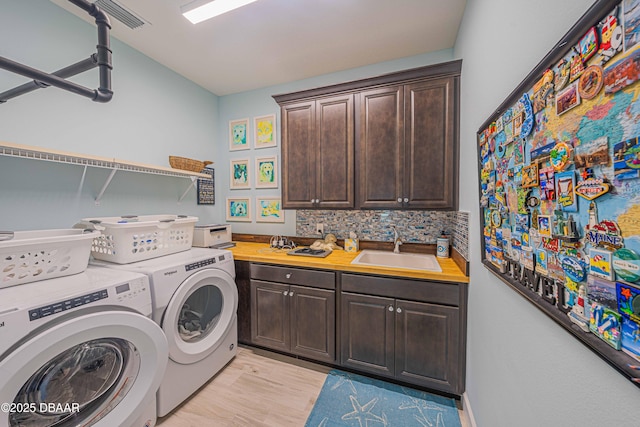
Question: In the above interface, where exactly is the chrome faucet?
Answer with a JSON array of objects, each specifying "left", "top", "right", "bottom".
[{"left": 392, "top": 226, "right": 403, "bottom": 253}]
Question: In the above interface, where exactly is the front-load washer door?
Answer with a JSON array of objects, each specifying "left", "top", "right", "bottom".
[
  {"left": 162, "top": 269, "right": 238, "bottom": 365},
  {"left": 0, "top": 311, "right": 167, "bottom": 427}
]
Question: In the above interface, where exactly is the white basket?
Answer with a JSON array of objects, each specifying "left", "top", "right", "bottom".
[
  {"left": 0, "top": 229, "right": 99, "bottom": 289},
  {"left": 78, "top": 215, "right": 198, "bottom": 264}
]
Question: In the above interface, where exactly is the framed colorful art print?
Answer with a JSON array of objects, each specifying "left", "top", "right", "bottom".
[
  {"left": 230, "top": 158, "right": 250, "bottom": 189},
  {"left": 226, "top": 197, "right": 251, "bottom": 222},
  {"left": 229, "top": 118, "right": 250, "bottom": 151},
  {"left": 256, "top": 197, "right": 284, "bottom": 223},
  {"left": 254, "top": 114, "right": 277, "bottom": 149},
  {"left": 255, "top": 156, "right": 278, "bottom": 188}
]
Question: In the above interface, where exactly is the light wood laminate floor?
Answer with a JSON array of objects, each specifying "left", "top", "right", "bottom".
[{"left": 157, "top": 346, "right": 469, "bottom": 427}]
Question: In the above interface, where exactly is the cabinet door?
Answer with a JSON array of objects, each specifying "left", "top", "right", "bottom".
[
  {"left": 404, "top": 77, "right": 458, "bottom": 209},
  {"left": 250, "top": 280, "right": 290, "bottom": 351},
  {"left": 357, "top": 86, "right": 404, "bottom": 209},
  {"left": 281, "top": 101, "right": 316, "bottom": 208},
  {"left": 395, "top": 299, "right": 461, "bottom": 394},
  {"left": 235, "top": 261, "right": 251, "bottom": 345},
  {"left": 290, "top": 285, "right": 336, "bottom": 362},
  {"left": 340, "top": 292, "right": 395, "bottom": 377},
  {"left": 316, "top": 94, "right": 355, "bottom": 208}
]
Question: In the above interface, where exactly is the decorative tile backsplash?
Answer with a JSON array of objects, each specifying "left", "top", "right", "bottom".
[{"left": 296, "top": 209, "right": 469, "bottom": 260}]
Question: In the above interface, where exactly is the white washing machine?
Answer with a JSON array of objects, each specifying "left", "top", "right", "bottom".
[
  {"left": 92, "top": 247, "right": 238, "bottom": 417},
  {"left": 0, "top": 266, "right": 168, "bottom": 427}
]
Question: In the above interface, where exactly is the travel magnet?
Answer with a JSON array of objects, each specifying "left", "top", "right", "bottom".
[
  {"left": 575, "top": 175, "right": 610, "bottom": 200},
  {"left": 617, "top": 282, "right": 640, "bottom": 323},
  {"left": 550, "top": 141, "right": 572, "bottom": 171},
  {"left": 562, "top": 256, "right": 586, "bottom": 282},
  {"left": 589, "top": 247, "right": 614, "bottom": 281},
  {"left": 590, "top": 302, "right": 622, "bottom": 350},
  {"left": 578, "top": 64, "right": 604, "bottom": 100},
  {"left": 613, "top": 248, "right": 640, "bottom": 283}
]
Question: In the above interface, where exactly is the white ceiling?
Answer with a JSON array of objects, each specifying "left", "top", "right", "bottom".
[{"left": 50, "top": 0, "right": 466, "bottom": 96}]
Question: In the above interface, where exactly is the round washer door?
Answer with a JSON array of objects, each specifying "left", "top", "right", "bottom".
[
  {"left": 0, "top": 311, "right": 168, "bottom": 427},
  {"left": 162, "top": 268, "right": 238, "bottom": 364}
]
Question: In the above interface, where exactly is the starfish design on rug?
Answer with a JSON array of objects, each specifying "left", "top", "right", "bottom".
[
  {"left": 399, "top": 394, "right": 447, "bottom": 427},
  {"left": 330, "top": 374, "right": 358, "bottom": 395},
  {"left": 341, "top": 395, "right": 388, "bottom": 426}
]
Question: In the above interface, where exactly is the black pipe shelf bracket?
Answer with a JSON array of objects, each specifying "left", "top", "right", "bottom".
[{"left": 0, "top": 0, "right": 114, "bottom": 104}]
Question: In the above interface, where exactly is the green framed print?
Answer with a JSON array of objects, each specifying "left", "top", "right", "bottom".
[
  {"left": 255, "top": 156, "right": 278, "bottom": 188},
  {"left": 230, "top": 158, "right": 250, "bottom": 189},
  {"left": 229, "top": 118, "right": 250, "bottom": 151},
  {"left": 226, "top": 197, "right": 251, "bottom": 222},
  {"left": 256, "top": 197, "right": 284, "bottom": 223}
]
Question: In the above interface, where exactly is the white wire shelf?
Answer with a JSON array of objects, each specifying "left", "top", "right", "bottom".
[{"left": 0, "top": 141, "right": 212, "bottom": 203}]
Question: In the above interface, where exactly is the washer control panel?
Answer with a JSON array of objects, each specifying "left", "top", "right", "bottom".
[
  {"left": 28, "top": 289, "right": 108, "bottom": 321},
  {"left": 27, "top": 277, "right": 147, "bottom": 321}
]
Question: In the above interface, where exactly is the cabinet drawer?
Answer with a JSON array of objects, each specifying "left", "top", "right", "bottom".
[
  {"left": 251, "top": 263, "right": 335, "bottom": 290},
  {"left": 341, "top": 273, "right": 459, "bottom": 306}
]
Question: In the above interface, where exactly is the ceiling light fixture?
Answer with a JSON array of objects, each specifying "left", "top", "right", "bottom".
[{"left": 181, "top": 0, "right": 258, "bottom": 24}]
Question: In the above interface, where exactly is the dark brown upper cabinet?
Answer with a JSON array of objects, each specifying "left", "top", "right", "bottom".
[
  {"left": 273, "top": 60, "right": 460, "bottom": 210},
  {"left": 278, "top": 94, "right": 354, "bottom": 209}
]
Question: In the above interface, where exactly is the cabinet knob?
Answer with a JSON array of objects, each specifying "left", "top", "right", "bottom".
[
  {"left": 396, "top": 307, "right": 402, "bottom": 313},
  {"left": 310, "top": 199, "right": 315, "bottom": 203},
  {"left": 315, "top": 199, "right": 320, "bottom": 203},
  {"left": 403, "top": 198, "right": 408, "bottom": 203},
  {"left": 283, "top": 290, "right": 289, "bottom": 296},
  {"left": 289, "top": 291, "right": 294, "bottom": 297},
  {"left": 388, "top": 305, "right": 394, "bottom": 311},
  {"left": 285, "top": 273, "right": 292, "bottom": 279},
  {"left": 397, "top": 198, "right": 402, "bottom": 203}
]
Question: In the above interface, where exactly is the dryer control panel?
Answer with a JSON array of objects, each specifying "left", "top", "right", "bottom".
[{"left": 185, "top": 256, "right": 220, "bottom": 271}]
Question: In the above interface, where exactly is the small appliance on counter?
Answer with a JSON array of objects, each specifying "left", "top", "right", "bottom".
[{"left": 192, "top": 224, "right": 234, "bottom": 249}]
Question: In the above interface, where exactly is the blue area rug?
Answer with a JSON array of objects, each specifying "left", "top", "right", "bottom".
[{"left": 305, "top": 370, "right": 462, "bottom": 427}]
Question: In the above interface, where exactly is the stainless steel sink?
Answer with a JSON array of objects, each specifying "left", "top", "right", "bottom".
[{"left": 351, "top": 250, "right": 442, "bottom": 272}]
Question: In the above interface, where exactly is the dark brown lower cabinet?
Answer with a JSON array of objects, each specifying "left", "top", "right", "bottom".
[
  {"left": 340, "top": 273, "right": 466, "bottom": 395},
  {"left": 239, "top": 262, "right": 466, "bottom": 395},
  {"left": 234, "top": 260, "right": 251, "bottom": 345},
  {"left": 249, "top": 264, "right": 336, "bottom": 363}
]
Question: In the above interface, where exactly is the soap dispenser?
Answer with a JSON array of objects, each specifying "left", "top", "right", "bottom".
[{"left": 437, "top": 231, "right": 450, "bottom": 258}]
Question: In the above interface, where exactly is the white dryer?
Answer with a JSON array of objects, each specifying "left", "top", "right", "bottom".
[
  {"left": 92, "top": 247, "right": 238, "bottom": 417},
  {"left": 0, "top": 266, "right": 168, "bottom": 427}
]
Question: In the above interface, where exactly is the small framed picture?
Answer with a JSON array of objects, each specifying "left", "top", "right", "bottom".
[
  {"left": 230, "top": 158, "right": 250, "bottom": 189},
  {"left": 255, "top": 156, "right": 278, "bottom": 188},
  {"left": 589, "top": 247, "right": 614, "bottom": 281},
  {"left": 556, "top": 82, "right": 580, "bottom": 115},
  {"left": 256, "top": 197, "right": 284, "bottom": 223},
  {"left": 521, "top": 163, "right": 539, "bottom": 188},
  {"left": 254, "top": 114, "right": 277, "bottom": 149},
  {"left": 538, "top": 215, "right": 552, "bottom": 237},
  {"left": 229, "top": 118, "right": 250, "bottom": 151},
  {"left": 226, "top": 197, "right": 251, "bottom": 222}
]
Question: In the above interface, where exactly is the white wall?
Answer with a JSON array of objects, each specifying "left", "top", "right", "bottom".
[
  {"left": 0, "top": 0, "right": 221, "bottom": 229},
  {"left": 454, "top": 0, "right": 640, "bottom": 425}
]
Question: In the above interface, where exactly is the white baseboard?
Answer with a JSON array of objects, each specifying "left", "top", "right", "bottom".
[{"left": 462, "top": 392, "right": 477, "bottom": 427}]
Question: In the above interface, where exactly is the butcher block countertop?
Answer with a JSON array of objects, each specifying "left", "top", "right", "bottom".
[{"left": 229, "top": 242, "right": 469, "bottom": 283}]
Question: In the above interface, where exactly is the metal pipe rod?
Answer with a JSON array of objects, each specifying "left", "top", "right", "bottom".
[
  {"left": 0, "top": 55, "right": 98, "bottom": 103},
  {"left": 0, "top": 56, "right": 96, "bottom": 99},
  {"left": 0, "top": 0, "right": 113, "bottom": 104}
]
